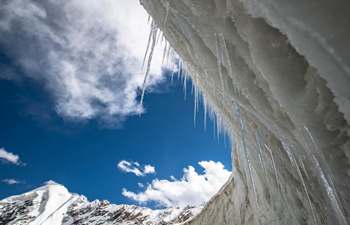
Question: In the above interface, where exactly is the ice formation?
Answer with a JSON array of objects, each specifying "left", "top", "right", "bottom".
[{"left": 140, "top": 0, "right": 350, "bottom": 224}]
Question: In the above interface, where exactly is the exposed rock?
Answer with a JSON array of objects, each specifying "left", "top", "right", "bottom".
[{"left": 0, "top": 182, "right": 200, "bottom": 225}]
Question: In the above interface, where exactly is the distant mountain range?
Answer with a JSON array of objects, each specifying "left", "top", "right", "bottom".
[{"left": 0, "top": 181, "right": 200, "bottom": 225}]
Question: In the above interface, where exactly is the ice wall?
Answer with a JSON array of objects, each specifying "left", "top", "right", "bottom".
[{"left": 141, "top": 0, "right": 350, "bottom": 225}]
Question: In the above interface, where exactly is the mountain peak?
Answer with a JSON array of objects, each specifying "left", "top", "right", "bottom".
[
  {"left": 0, "top": 185, "right": 201, "bottom": 225},
  {"left": 44, "top": 180, "right": 61, "bottom": 186}
]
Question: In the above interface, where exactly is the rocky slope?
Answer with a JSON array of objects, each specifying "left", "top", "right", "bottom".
[
  {"left": 141, "top": 0, "right": 350, "bottom": 224},
  {"left": 0, "top": 182, "right": 200, "bottom": 225}
]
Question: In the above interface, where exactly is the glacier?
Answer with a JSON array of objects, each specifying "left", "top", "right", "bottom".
[{"left": 140, "top": 0, "right": 350, "bottom": 225}]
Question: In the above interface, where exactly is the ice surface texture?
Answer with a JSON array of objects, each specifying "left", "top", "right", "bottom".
[{"left": 141, "top": 0, "right": 350, "bottom": 224}]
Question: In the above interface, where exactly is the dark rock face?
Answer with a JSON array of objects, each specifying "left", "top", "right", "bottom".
[
  {"left": 0, "top": 200, "right": 35, "bottom": 225},
  {"left": 62, "top": 201, "right": 198, "bottom": 225}
]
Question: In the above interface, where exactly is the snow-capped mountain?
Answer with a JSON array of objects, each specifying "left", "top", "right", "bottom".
[{"left": 0, "top": 181, "right": 200, "bottom": 225}]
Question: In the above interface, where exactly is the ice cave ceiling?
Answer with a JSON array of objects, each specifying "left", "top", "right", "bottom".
[{"left": 141, "top": 0, "right": 350, "bottom": 224}]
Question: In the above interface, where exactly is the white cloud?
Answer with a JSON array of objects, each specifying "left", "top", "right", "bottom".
[
  {"left": 0, "top": 0, "right": 168, "bottom": 123},
  {"left": 144, "top": 165, "right": 156, "bottom": 174},
  {"left": 122, "top": 161, "right": 231, "bottom": 207},
  {"left": 0, "top": 148, "right": 21, "bottom": 165},
  {"left": 2, "top": 178, "right": 21, "bottom": 185},
  {"left": 118, "top": 160, "right": 156, "bottom": 176}
]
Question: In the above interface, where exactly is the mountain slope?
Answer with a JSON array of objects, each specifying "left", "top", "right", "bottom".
[{"left": 0, "top": 182, "right": 200, "bottom": 225}]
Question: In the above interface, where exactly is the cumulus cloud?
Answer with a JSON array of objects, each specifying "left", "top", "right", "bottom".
[
  {"left": 144, "top": 164, "right": 156, "bottom": 174},
  {"left": 122, "top": 161, "right": 231, "bottom": 207},
  {"left": 0, "top": 0, "right": 167, "bottom": 123},
  {"left": 0, "top": 147, "right": 22, "bottom": 165},
  {"left": 1, "top": 178, "right": 21, "bottom": 185},
  {"left": 118, "top": 160, "right": 156, "bottom": 176}
]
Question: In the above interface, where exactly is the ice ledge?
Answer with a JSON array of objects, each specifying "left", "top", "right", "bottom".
[{"left": 141, "top": 0, "right": 350, "bottom": 224}]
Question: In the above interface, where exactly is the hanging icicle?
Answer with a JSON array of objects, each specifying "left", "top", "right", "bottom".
[
  {"left": 140, "top": 22, "right": 158, "bottom": 106},
  {"left": 163, "top": 1, "right": 170, "bottom": 28},
  {"left": 281, "top": 139, "right": 318, "bottom": 225},
  {"left": 215, "top": 33, "right": 225, "bottom": 102},
  {"left": 303, "top": 126, "right": 347, "bottom": 225}
]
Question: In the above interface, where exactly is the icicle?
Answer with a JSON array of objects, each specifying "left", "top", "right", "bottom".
[
  {"left": 178, "top": 61, "right": 182, "bottom": 77},
  {"left": 160, "top": 33, "right": 165, "bottom": 44},
  {"left": 264, "top": 144, "right": 280, "bottom": 189},
  {"left": 170, "top": 50, "right": 176, "bottom": 83},
  {"left": 171, "top": 69, "right": 176, "bottom": 83},
  {"left": 255, "top": 130, "right": 267, "bottom": 178},
  {"left": 140, "top": 23, "right": 157, "bottom": 106},
  {"left": 183, "top": 71, "right": 187, "bottom": 100},
  {"left": 293, "top": 154, "right": 318, "bottom": 225},
  {"left": 195, "top": 73, "right": 200, "bottom": 127},
  {"left": 147, "top": 14, "right": 151, "bottom": 24},
  {"left": 168, "top": 48, "right": 173, "bottom": 68},
  {"left": 142, "top": 22, "right": 154, "bottom": 69},
  {"left": 166, "top": 43, "right": 172, "bottom": 67},
  {"left": 212, "top": 111, "right": 217, "bottom": 139},
  {"left": 191, "top": 78, "right": 194, "bottom": 96},
  {"left": 303, "top": 126, "right": 347, "bottom": 225},
  {"left": 299, "top": 159, "right": 310, "bottom": 180},
  {"left": 193, "top": 80, "right": 196, "bottom": 126},
  {"left": 155, "top": 28, "right": 162, "bottom": 45},
  {"left": 216, "top": 115, "right": 220, "bottom": 142},
  {"left": 163, "top": 1, "right": 170, "bottom": 28},
  {"left": 178, "top": 60, "right": 183, "bottom": 77},
  {"left": 193, "top": 78, "right": 200, "bottom": 127},
  {"left": 220, "top": 33, "right": 234, "bottom": 81},
  {"left": 247, "top": 144, "right": 259, "bottom": 209},
  {"left": 162, "top": 41, "right": 168, "bottom": 66},
  {"left": 164, "top": 44, "right": 169, "bottom": 67},
  {"left": 267, "top": 147, "right": 299, "bottom": 224},
  {"left": 223, "top": 131, "right": 227, "bottom": 147},
  {"left": 215, "top": 33, "right": 225, "bottom": 102},
  {"left": 235, "top": 103, "right": 259, "bottom": 208},
  {"left": 281, "top": 139, "right": 317, "bottom": 225},
  {"left": 203, "top": 96, "right": 207, "bottom": 131}
]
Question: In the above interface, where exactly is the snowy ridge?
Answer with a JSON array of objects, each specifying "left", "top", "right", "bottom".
[{"left": 0, "top": 183, "right": 200, "bottom": 225}]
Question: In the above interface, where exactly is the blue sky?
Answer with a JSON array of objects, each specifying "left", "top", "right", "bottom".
[
  {"left": 0, "top": 72, "right": 231, "bottom": 206},
  {"left": 0, "top": 0, "right": 231, "bottom": 208}
]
